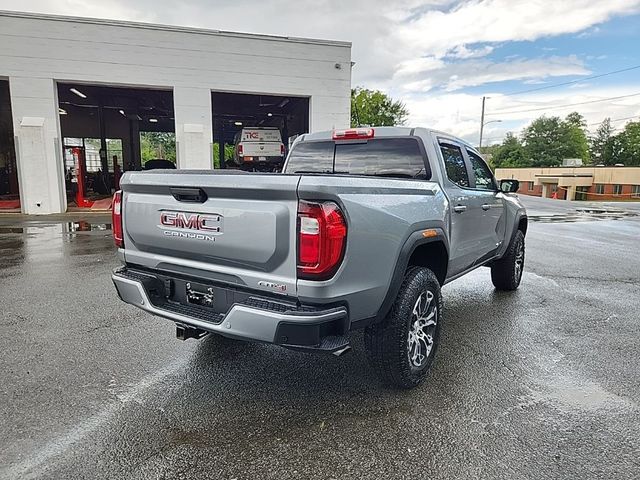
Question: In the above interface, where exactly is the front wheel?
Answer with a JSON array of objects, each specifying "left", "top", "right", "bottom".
[
  {"left": 491, "top": 230, "right": 525, "bottom": 291},
  {"left": 364, "top": 267, "right": 443, "bottom": 389}
]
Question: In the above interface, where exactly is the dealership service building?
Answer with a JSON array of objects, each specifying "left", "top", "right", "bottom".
[{"left": 0, "top": 11, "right": 352, "bottom": 214}]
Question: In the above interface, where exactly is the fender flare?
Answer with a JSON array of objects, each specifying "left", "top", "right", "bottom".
[
  {"left": 510, "top": 210, "right": 528, "bottom": 242},
  {"left": 372, "top": 228, "right": 449, "bottom": 324}
]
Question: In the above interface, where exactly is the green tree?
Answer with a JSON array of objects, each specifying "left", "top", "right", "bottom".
[
  {"left": 589, "top": 118, "right": 614, "bottom": 165},
  {"left": 522, "top": 116, "right": 578, "bottom": 167},
  {"left": 212, "top": 143, "right": 235, "bottom": 168},
  {"left": 493, "top": 133, "right": 528, "bottom": 168},
  {"left": 351, "top": 87, "right": 409, "bottom": 127},
  {"left": 562, "top": 112, "right": 589, "bottom": 162},
  {"left": 140, "top": 132, "right": 176, "bottom": 162},
  {"left": 612, "top": 121, "right": 640, "bottom": 166}
]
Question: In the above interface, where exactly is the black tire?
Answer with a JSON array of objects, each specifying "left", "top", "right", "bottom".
[
  {"left": 491, "top": 229, "right": 525, "bottom": 291},
  {"left": 364, "top": 267, "right": 443, "bottom": 389}
]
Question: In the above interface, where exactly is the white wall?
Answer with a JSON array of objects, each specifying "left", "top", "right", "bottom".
[
  {"left": 0, "top": 11, "right": 352, "bottom": 213},
  {"left": 10, "top": 77, "right": 66, "bottom": 214}
]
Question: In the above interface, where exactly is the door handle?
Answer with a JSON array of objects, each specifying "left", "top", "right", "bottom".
[
  {"left": 453, "top": 205, "right": 467, "bottom": 213},
  {"left": 482, "top": 204, "right": 491, "bottom": 211}
]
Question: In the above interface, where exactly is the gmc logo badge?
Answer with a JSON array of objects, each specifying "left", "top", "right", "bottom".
[{"left": 160, "top": 211, "right": 222, "bottom": 232}]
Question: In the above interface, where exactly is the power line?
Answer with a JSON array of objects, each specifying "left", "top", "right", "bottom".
[
  {"left": 487, "top": 91, "right": 640, "bottom": 116},
  {"left": 587, "top": 115, "right": 638, "bottom": 127},
  {"left": 502, "top": 64, "right": 640, "bottom": 97}
]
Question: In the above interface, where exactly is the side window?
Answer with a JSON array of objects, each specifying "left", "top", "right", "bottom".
[
  {"left": 439, "top": 144, "right": 470, "bottom": 188},
  {"left": 467, "top": 150, "right": 496, "bottom": 190}
]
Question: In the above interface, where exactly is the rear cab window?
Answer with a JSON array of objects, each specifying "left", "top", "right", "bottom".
[{"left": 285, "top": 138, "right": 430, "bottom": 179}]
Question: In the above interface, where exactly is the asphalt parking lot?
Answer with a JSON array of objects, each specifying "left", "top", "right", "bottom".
[{"left": 1, "top": 196, "right": 639, "bottom": 480}]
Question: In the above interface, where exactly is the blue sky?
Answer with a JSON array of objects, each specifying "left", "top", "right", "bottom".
[{"left": 3, "top": 0, "right": 640, "bottom": 143}]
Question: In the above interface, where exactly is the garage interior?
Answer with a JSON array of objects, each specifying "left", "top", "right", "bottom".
[
  {"left": 212, "top": 92, "right": 309, "bottom": 169},
  {"left": 57, "top": 83, "right": 175, "bottom": 207},
  {"left": 0, "top": 80, "right": 19, "bottom": 210}
]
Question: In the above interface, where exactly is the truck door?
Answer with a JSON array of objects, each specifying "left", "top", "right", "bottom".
[
  {"left": 463, "top": 149, "right": 505, "bottom": 261},
  {"left": 437, "top": 140, "right": 478, "bottom": 276}
]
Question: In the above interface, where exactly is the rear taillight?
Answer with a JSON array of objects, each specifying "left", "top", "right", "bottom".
[
  {"left": 280, "top": 144, "right": 285, "bottom": 155},
  {"left": 297, "top": 201, "right": 347, "bottom": 279},
  {"left": 238, "top": 144, "right": 244, "bottom": 156},
  {"left": 112, "top": 190, "right": 124, "bottom": 248}
]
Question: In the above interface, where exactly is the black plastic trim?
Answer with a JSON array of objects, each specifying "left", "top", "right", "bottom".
[
  {"left": 113, "top": 266, "right": 344, "bottom": 319},
  {"left": 369, "top": 230, "right": 449, "bottom": 325},
  {"left": 170, "top": 187, "right": 208, "bottom": 203}
]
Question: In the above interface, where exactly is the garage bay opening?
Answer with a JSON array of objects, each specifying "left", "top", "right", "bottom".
[
  {"left": 0, "top": 80, "right": 19, "bottom": 211},
  {"left": 57, "top": 83, "right": 175, "bottom": 208},
  {"left": 211, "top": 92, "right": 309, "bottom": 172}
]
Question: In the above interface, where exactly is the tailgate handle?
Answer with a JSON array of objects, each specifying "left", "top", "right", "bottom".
[{"left": 171, "top": 187, "right": 208, "bottom": 203}]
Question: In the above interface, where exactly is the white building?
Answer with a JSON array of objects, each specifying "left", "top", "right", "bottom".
[{"left": 0, "top": 11, "right": 352, "bottom": 214}]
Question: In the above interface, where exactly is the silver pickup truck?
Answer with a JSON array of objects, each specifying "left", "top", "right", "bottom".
[{"left": 111, "top": 127, "right": 527, "bottom": 388}]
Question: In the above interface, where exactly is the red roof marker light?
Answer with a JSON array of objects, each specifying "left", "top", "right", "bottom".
[{"left": 332, "top": 128, "right": 374, "bottom": 140}]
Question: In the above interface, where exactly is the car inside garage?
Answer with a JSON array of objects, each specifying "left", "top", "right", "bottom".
[
  {"left": 57, "top": 83, "right": 175, "bottom": 207},
  {"left": 211, "top": 92, "right": 309, "bottom": 171},
  {"left": 0, "top": 80, "right": 19, "bottom": 211}
]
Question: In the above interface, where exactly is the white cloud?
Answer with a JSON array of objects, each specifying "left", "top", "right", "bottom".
[
  {"left": 405, "top": 86, "right": 640, "bottom": 145},
  {"left": 395, "top": 0, "right": 639, "bottom": 59},
  {"left": 447, "top": 45, "right": 494, "bottom": 59},
  {"left": 398, "top": 55, "right": 590, "bottom": 93}
]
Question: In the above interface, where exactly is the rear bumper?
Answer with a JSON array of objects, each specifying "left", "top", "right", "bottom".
[{"left": 112, "top": 267, "right": 349, "bottom": 352}]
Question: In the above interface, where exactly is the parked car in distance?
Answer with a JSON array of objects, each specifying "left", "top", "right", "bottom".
[
  {"left": 232, "top": 127, "right": 285, "bottom": 171},
  {"left": 111, "top": 126, "right": 527, "bottom": 389},
  {"left": 143, "top": 159, "right": 176, "bottom": 170}
]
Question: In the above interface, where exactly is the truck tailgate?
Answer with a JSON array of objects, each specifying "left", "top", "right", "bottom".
[
  {"left": 120, "top": 171, "right": 300, "bottom": 296},
  {"left": 242, "top": 142, "right": 282, "bottom": 157}
]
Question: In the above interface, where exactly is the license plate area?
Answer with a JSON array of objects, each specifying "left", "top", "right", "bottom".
[{"left": 186, "top": 281, "right": 216, "bottom": 307}]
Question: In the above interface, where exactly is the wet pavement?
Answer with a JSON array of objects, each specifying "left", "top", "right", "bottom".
[{"left": 1, "top": 196, "right": 639, "bottom": 479}]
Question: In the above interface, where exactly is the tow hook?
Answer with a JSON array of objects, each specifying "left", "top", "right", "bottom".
[{"left": 176, "top": 324, "right": 209, "bottom": 341}]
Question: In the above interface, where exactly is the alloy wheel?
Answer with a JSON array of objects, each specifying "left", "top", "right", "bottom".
[{"left": 407, "top": 290, "right": 438, "bottom": 368}]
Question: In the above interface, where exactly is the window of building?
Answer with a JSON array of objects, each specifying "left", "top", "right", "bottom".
[
  {"left": 466, "top": 150, "right": 496, "bottom": 190},
  {"left": 633, "top": 185, "right": 640, "bottom": 198},
  {"left": 576, "top": 186, "right": 589, "bottom": 201},
  {"left": 528, "top": 181, "right": 534, "bottom": 191},
  {"left": 613, "top": 184, "right": 623, "bottom": 195},
  {"left": 595, "top": 184, "right": 605, "bottom": 195},
  {"left": 439, "top": 144, "right": 470, "bottom": 188}
]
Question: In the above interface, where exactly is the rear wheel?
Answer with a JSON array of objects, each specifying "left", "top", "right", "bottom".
[
  {"left": 364, "top": 267, "right": 443, "bottom": 389},
  {"left": 491, "top": 230, "right": 525, "bottom": 291}
]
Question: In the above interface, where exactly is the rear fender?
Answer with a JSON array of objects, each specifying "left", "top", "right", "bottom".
[{"left": 368, "top": 229, "right": 449, "bottom": 325}]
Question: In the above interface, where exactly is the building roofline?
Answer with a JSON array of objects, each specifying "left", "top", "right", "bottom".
[
  {"left": 0, "top": 10, "right": 352, "bottom": 48},
  {"left": 535, "top": 174, "right": 593, "bottom": 178}
]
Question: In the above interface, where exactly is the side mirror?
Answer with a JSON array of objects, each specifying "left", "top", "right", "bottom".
[{"left": 499, "top": 179, "right": 519, "bottom": 193}]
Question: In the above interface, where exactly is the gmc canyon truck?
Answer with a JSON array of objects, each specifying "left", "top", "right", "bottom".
[{"left": 111, "top": 127, "right": 527, "bottom": 389}]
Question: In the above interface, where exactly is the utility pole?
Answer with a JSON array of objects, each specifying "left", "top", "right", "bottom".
[{"left": 479, "top": 96, "right": 486, "bottom": 149}]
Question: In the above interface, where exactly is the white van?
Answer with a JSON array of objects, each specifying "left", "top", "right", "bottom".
[{"left": 233, "top": 127, "right": 285, "bottom": 171}]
